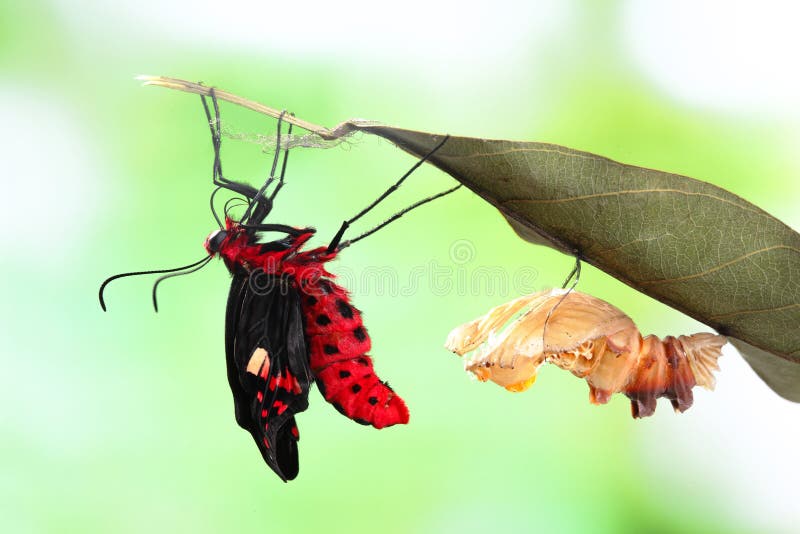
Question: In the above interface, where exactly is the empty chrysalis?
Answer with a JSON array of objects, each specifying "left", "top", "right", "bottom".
[{"left": 445, "top": 289, "right": 727, "bottom": 418}]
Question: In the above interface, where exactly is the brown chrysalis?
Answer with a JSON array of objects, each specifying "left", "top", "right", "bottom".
[{"left": 445, "top": 289, "right": 726, "bottom": 418}]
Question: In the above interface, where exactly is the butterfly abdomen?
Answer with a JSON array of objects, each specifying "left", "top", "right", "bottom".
[{"left": 301, "top": 280, "right": 409, "bottom": 428}]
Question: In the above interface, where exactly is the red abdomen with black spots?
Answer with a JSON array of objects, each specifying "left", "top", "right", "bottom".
[{"left": 301, "top": 279, "right": 408, "bottom": 428}]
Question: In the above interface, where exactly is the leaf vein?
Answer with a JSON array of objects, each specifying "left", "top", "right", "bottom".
[
  {"left": 503, "top": 189, "right": 761, "bottom": 214},
  {"left": 455, "top": 145, "right": 599, "bottom": 161},
  {"left": 639, "top": 245, "right": 800, "bottom": 286},
  {"left": 710, "top": 303, "right": 800, "bottom": 321}
]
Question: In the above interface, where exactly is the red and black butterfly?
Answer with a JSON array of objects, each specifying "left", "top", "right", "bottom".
[{"left": 100, "top": 90, "right": 458, "bottom": 481}]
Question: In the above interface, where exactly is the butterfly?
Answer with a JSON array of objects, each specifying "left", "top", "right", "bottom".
[{"left": 101, "top": 88, "right": 459, "bottom": 480}]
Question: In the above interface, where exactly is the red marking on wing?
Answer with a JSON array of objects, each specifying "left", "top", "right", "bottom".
[
  {"left": 273, "top": 400, "right": 289, "bottom": 415},
  {"left": 283, "top": 370, "right": 301, "bottom": 395},
  {"left": 259, "top": 362, "right": 269, "bottom": 380},
  {"left": 269, "top": 370, "right": 302, "bottom": 394},
  {"left": 269, "top": 374, "right": 280, "bottom": 391}
]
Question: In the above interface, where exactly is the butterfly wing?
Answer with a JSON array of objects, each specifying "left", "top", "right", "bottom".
[{"left": 225, "top": 272, "right": 313, "bottom": 481}]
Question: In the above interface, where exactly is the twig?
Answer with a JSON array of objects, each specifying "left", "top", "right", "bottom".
[{"left": 136, "top": 75, "right": 338, "bottom": 140}]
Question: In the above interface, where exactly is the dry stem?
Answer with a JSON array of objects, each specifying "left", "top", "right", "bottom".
[{"left": 136, "top": 76, "right": 338, "bottom": 140}]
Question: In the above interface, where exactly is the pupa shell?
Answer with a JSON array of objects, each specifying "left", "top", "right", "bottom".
[{"left": 445, "top": 289, "right": 726, "bottom": 418}]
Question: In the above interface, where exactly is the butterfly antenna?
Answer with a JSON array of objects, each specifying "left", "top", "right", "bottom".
[
  {"left": 151, "top": 256, "right": 213, "bottom": 312},
  {"left": 209, "top": 186, "right": 224, "bottom": 228},
  {"left": 99, "top": 256, "right": 212, "bottom": 312},
  {"left": 327, "top": 135, "right": 453, "bottom": 252},
  {"left": 223, "top": 196, "right": 249, "bottom": 219}
]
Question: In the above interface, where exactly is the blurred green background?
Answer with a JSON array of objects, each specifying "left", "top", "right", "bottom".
[{"left": 3, "top": 1, "right": 799, "bottom": 533}]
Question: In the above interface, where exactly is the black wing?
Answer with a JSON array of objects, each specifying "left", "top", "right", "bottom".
[{"left": 225, "top": 272, "right": 313, "bottom": 481}]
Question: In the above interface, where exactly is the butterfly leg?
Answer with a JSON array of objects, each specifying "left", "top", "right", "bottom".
[
  {"left": 241, "top": 110, "right": 291, "bottom": 224},
  {"left": 200, "top": 88, "right": 260, "bottom": 199},
  {"left": 326, "top": 135, "right": 454, "bottom": 252}
]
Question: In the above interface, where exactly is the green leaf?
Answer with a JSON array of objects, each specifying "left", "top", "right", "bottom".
[{"left": 345, "top": 123, "right": 800, "bottom": 402}]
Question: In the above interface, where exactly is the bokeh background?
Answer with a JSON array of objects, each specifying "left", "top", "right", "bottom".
[{"left": 3, "top": 1, "right": 799, "bottom": 532}]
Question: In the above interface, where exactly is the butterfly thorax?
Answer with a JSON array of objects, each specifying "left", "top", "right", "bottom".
[{"left": 204, "top": 218, "right": 338, "bottom": 285}]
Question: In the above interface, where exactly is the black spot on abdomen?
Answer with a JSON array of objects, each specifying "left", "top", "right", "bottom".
[
  {"left": 336, "top": 299, "right": 354, "bottom": 319},
  {"left": 353, "top": 326, "right": 366, "bottom": 342}
]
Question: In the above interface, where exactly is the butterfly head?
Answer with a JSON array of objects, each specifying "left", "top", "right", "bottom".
[{"left": 204, "top": 229, "right": 229, "bottom": 255}]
